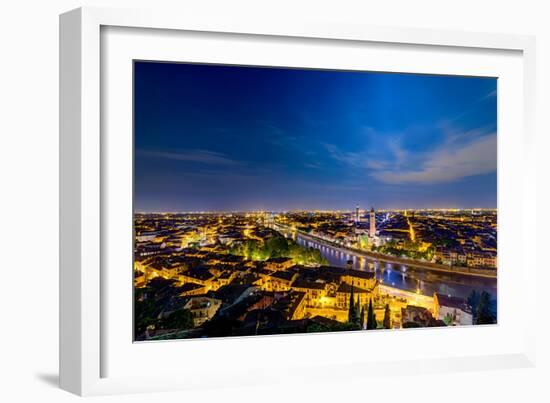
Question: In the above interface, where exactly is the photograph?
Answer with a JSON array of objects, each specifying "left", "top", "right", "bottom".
[
  {"left": 1, "top": 0, "right": 545, "bottom": 400},
  {"left": 133, "top": 61, "right": 498, "bottom": 341}
]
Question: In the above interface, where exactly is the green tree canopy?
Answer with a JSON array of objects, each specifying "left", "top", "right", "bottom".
[
  {"left": 159, "top": 309, "right": 194, "bottom": 330},
  {"left": 229, "top": 235, "right": 327, "bottom": 266}
]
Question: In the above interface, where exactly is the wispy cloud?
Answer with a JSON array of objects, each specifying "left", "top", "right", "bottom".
[
  {"left": 371, "top": 132, "right": 497, "bottom": 184},
  {"left": 324, "top": 127, "right": 497, "bottom": 185},
  {"left": 323, "top": 143, "right": 367, "bottom": 168},
  {"left": 136, "top": 149, "right": 242, "bottom": 166},
  {"left": 482, "top": 89, "right": 497, "bottom": 100},
  {"left": 444, "top": 88, "right": 497, "bottom": 124}
]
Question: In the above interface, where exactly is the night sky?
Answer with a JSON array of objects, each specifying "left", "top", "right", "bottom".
[{"left": 134, "top": 61, "right": 497, "bottom": 212}]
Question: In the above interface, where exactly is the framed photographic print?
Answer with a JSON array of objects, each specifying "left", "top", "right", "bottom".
[
  {"left": 60, "top": 7, "right": 537, "bottom": 396},
  {"left": 133, "top": 61, "right": 498, "bottom": 341}
]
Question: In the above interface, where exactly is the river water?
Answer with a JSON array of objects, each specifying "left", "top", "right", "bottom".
[{"left": 295, "top": 235, "right": 497, "bottom": 302}]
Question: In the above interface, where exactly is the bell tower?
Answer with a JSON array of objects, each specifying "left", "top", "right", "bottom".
[{"left": 369, "top": 207, "right": 376, "bottom": 236}]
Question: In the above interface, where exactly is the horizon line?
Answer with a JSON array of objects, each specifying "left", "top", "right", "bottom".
[{"left": 134, "top": 207, "right": 497, "bottom": 214}]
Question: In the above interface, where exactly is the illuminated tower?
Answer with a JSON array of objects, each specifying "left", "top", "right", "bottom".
[
  {"left": 355, "top": 205, "right": 360, "bottom": 223},
  {"left": 369, "top": 207, "right": 376, "bottom": 236}
]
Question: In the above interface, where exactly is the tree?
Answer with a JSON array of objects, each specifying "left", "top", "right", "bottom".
[
  {"left": 159, "top": 309, "right": 194, "bottom": 330},
  {"left": 372, "top": 312, "right": 377, "bottom": 329},
  {"left": 348, "top": 284, "right": 356, "bottom": 324},
  {"left": 134, "top": 297, "right": 156, "bottom": 338},
  {"left": 360, "top": 305, "right": 365, "bottom": 329},
  {"left": 366, "top": 298, "right": 377, "bottom": 330},
  {"left": 476, "top": 291, "right": 495, "bottom": 324},
  {"left": 467, "top": 290, "right": 480, "bottom": 321},
  {"left": 229, "top": 234, "right": 328, "bottom": 266},
  {"left": 383, "top": 304, "right": 391, "bottom": 329},
  {"left": 307, "top": 321, "right": 361, "bottom": 333},
  {"left": 266, "top": 236, "right": 289, "bottom": 257}
]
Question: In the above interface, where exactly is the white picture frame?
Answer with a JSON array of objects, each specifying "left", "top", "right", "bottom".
[{"left": 59, "top": 6, "right": 537, "bottom": 396}]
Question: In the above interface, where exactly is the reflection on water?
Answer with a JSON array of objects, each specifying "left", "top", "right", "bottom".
[{"left": 296, "top": 235, "right": 497, "bottom": 300}]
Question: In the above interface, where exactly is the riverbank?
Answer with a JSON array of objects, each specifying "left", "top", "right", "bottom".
[{"left": 273, "top": 224, "right": 497, "bottom": 280}]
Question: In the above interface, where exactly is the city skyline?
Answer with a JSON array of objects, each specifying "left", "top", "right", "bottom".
[
  {"left": 134, "top": 62, "right": 497, "bottom": 212},
  {"left": 135, "top": 208, "right": 497, "bottom": 214}
]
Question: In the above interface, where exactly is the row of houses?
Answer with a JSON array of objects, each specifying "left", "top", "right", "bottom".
[{"left": 434, "top": 248, "right": 497, "bottom": 268}]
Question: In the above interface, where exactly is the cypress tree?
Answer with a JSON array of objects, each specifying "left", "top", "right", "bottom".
[
  {"left": 360, "top": 305, "right": 365, "bottom": 329},
  {"left": 367, "top": 298, "right": 377, "bottom": 329},
  {"left": 355, "top": 293, "right": 363, "bottom": 326},
  {"left": 467, "top": 290, "right": 480, "bottom": 322},
  {"left": 476, "top": 291, "right": 494, "bottom": 324},
  {"left": 348, "top": 283, "right": 355, "bottom": 323},
  {"left": 383, "top": 304, "right": 391, "bottom": 329}
]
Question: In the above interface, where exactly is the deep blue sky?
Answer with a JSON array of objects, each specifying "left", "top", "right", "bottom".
[{"left": 134, "top": 61, "right": 497, "bottom": 212}]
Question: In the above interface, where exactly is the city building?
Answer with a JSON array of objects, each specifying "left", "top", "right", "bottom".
[
  {"left": 369, "top": 207, "right": 376, "bottom": 237},
  {"left": 184, "top": 296, "right": 222, "bottom": 327},
  {"left": 263, "top": 257, "right": 295, "bottom": 271},
  {"left": 133, "top": 209, "right": 496, "bottom": 340},
  {"left": 257, "top": 270, "right": 298, "bottom": 292},
  {"left": 290, "top": 279, "right": 329, "bottom": 307}
]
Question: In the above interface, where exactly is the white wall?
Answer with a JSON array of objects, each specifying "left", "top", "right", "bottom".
[{"left": 0, "top": 0, "right": 548, "bottom": 402}]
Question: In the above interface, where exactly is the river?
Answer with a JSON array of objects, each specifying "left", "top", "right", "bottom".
[{"left": 295, "top": 234, "right": 497, "bottom": 302}]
